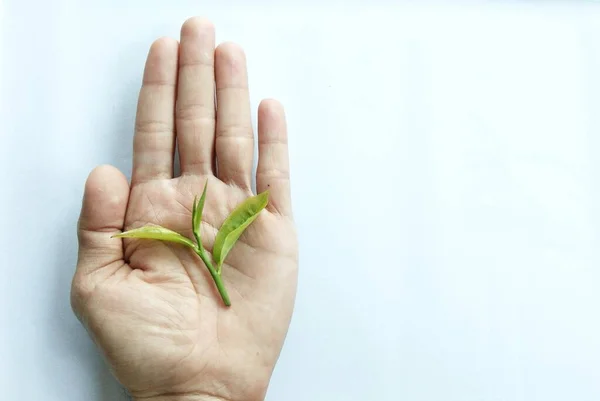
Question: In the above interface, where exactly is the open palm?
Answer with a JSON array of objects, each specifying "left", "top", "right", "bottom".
[{"left": 71, "top": 17, "right": 298, "bottom": 401}]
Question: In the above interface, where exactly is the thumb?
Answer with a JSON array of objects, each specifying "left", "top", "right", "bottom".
[{"left": 76, "top": 164, "right": 130, "bottom": 276}]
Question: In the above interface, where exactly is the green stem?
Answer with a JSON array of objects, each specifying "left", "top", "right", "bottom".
[
  {"left": 193, "top": 232, "right": 202, "bottom": 250},
  {"left": 195, "top": 248, "right": 231, "bottom": 307}
]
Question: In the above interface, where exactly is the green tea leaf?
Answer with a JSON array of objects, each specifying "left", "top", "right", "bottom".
[
  {"left": 213, "top": 191, "right": 269, "bottom": 269},
  {"left": 112, "top": 224, "right": 196, "bottom": 249},
  {"left": 192, "top": 181, "right": 208, "bottom": 246}
]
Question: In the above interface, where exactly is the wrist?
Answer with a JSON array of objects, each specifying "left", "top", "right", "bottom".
[{"left": 133, "top": 395, "right": 230, "bottom": 401}]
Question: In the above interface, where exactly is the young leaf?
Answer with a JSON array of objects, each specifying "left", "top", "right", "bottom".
[
  {"left": 112, "top": 224, "right": 196, "bottom": 249},
  {"left": 213, "top": 190, "right": 269, "bottom": 270},
  {"left": 192, "top": 181, "right": 208, "bottom": 247}
]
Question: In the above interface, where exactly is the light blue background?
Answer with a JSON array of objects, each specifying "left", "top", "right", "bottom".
[{"left": 2, "top": 2, "right": 600, "bottom": 400}]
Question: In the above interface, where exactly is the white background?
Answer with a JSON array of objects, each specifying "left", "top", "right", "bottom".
[{"left": 2, "top": 1, "right": 600, "bottom": 400}]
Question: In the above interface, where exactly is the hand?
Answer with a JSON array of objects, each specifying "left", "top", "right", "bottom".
[{"left": 70, "top": 17, "right": 298, "bottom": 401}]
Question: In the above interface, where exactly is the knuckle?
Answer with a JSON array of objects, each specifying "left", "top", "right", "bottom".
[
  {"left": 176, "top": 102, "right": 215, "bottom": 122},
  {"left": 135, "top": 119, "right": 172, "bottom": 134},
  {"left": 257, "top": 167, "right": 290, "bottom": 180},
  {"left": 217, "top": 122, "right": 253, "bottom": 139}
]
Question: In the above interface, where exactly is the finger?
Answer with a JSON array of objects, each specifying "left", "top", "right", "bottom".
[
  {"left": 176, "top": 17, "right": 217, "bottom": 176},
  {"left": 131, "top": 37, "right": 179, "bottom": 185},
  {"left": 215, "top": 42, "right": 254, "bottom": 189},
  {"left": 76, "top": 165, "right": 130, "bottom": 275},
  {"left": 256, "top": 99, "right": 293, "bottom": 217}
]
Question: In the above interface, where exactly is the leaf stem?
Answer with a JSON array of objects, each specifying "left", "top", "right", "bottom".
[
  {"left": 195, "top": 247, "right": 231, "bottom": 307},
  {"left": 193, "top": 232, "right": 202, "bottom": 251}
]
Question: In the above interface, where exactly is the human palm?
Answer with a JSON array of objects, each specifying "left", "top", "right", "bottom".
[{"left": 71, "top": 17, "right": 298, "bottom": 401}]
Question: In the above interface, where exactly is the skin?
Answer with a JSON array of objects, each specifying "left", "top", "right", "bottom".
[{"left": 71, "top": 17, "right": 298, "bottom": 401}]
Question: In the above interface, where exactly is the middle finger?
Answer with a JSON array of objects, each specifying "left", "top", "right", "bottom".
[{"left": 176, "top": 17, "right": 216, "bottom": 176}]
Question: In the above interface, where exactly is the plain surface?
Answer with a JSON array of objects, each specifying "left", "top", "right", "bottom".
[{"left": 2, "top": 2, "right": 600, "bottom": 400}]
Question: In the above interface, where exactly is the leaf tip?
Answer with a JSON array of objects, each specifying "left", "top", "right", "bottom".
[{"left": 260, "top": 190, "right": 269, "bottom": 207}]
